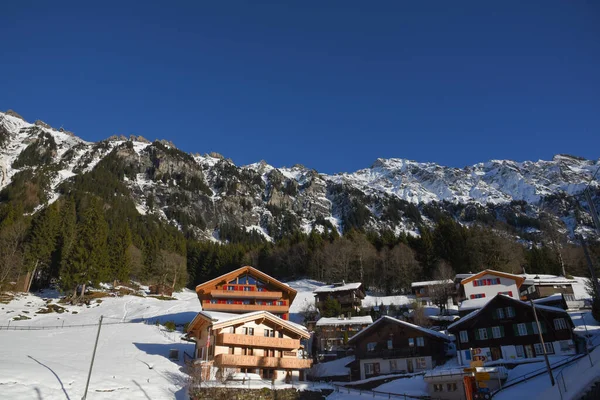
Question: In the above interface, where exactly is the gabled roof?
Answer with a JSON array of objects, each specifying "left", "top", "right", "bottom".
[
  {"left": 448, "top": 294, "right": 569, "bottom": 331},
  {"left": 189, "top": 310, "right": 310, "bottom": 339},
  {"left": 313, "top": 282, "right": 363, "bottom": 294},
  {"left": 461, "top": 269, "right": 525, "bottom": 288},
  {"left": 195, "top": 265, "right": 297, "bottom": 299},
  {"left": 347, "top": 315, "right": 452, "bottom": 345}
]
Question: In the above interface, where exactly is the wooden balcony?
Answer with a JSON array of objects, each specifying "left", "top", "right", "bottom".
[
  {"left": 202, "top": 303, "right": 289, "bottom": 313},
  {"left": 218, "top": 333, "right": 299, "bottom": 350},
  {"left": 211, "top": 289, "right": 283, "bottom": 299},
  {"left": 215, "top": 354, "right": 312, "bottom": 369}
]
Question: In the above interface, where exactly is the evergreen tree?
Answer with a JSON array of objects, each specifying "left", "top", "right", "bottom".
[
  {"left": 61, "top": 198, "right": 109, "bottom": 296},
  {"left": 25, "top": 203, "right": 60, "bottom": 290},
  {"left": 108, "top": 221, "right": 132, "bottom": 285}
]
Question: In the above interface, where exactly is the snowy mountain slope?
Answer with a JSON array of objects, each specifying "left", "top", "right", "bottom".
[{"left": 0, "top": 110, "right": 598, "bottom": 242}]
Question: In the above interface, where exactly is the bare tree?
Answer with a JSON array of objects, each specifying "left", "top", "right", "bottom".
[{"left": 427, "top": 262, "right": 455, "bottom": 315}]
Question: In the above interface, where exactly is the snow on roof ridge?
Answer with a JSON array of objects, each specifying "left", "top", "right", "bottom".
[
  {"left": 316, "top": 316, "right": 373, "bottom": 326},
  {"left": 313, "top": 282, "right": 363, "bottom": 293},
  {"left": 411, "top": 279, "right": 453, "bottom": 287},
  {"left": 348, "top": 315, "right": 451, "bottom": 344}
]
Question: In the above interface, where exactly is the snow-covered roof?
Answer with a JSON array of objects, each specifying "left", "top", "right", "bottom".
[
  {"left": 532, "top": 293, "right": 564, "bottom": 304},
  {"left": 411, "top": 279, "right": 453, "bottom": 288},
  {"left": 313, "top": 282, "right": 363, "bottom": 293},
  {"left": 459, "top": 297, "right": 492, "bottom": 311},
  {"left": 348, "top": 316, "right": 452, "bottom": 344},
  {"left": 447, "top": 308, "right": 483, "bottom": 330},
  {"left": 316, "top": 316, "right": 373, "bottom": 327},
  {"left": 521, "top": 274, "right": 577, "bottom": 285},
  {"left": 425, "top": 366, "right": 507, "bottom": 379}
]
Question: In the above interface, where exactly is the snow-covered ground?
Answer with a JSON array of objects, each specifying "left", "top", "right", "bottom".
[{"left": 0, "top": 289, "right": 199, "bottom": 399}]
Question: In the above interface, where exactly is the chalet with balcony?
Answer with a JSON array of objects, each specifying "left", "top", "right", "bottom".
[
  {"left": 347, "top": 316, "right": 452, "bottom": 380},
  {"left": 457, "top": 270, "right": 525, "bottom": 317},
  {"left": 186, "top": 310, "right": 312, "bottom": 382},
  {"left": 314, "top": 281, "right": 365, "bottom": 315},
  {"left": 448, "top": 294, "right": 577, "bottom": 366},
  {"left": 195, "top": 266, "right": 296, "bottom": 320},
  {"left": 315, "top": 315, "right": 373, "bottom": 356}
]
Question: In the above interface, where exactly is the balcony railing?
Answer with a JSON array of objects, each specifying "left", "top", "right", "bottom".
[
  {"left": 218, "top": 333, "right": 299, "bottom": 350},
  {"left": 202, "top": 303, "right": 289, "bottom": 313},
  {"left": 211, "top": 289, "right": 283, "bottom": 299},
  {"left": 214, "top": 354, "right": 312, "bottom": 369}
]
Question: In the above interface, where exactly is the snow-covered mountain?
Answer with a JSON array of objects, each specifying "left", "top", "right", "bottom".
[{"left": 1, "top": 109, "right": 598, "bottom": 241}]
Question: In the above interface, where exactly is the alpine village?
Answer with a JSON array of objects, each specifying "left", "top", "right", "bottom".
[{"left": 1, "top": 109, "right": 600, "bottom": 400}]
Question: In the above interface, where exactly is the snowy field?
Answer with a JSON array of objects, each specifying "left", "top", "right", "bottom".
[{"left": 0, "top": 289, "right": 199, "bottom": 399}]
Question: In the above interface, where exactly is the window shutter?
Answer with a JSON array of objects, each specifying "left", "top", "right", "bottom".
[
  {"left": 540, "top": 321, "right": 547, "bottom": 333},
  {"left": 475, "top": 329, "right": 480, "bottom": 340},
  {"left": 513, "top": 324, "right": 518, "bottom": 336},
  {"left": 500, "top": 326, "right": 505, "bottom": 337}
]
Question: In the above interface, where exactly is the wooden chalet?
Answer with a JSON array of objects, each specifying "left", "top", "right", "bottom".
[
  {"left": 186, "top": 310, "right": 312, "bottom": 382},
  {"left": 448, "top": 294, "right": 577, "bottom": 366},
  {"left": 195, "top": 266, "right": 297, "bottom": 320},
  {"left": 347, "top": 316, "right": 452, "bottom": 380},
  {"left": 314, "top": 281, "right": 365, "bottom": 315}
]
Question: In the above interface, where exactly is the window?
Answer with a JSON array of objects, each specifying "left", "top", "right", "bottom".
[
  {"left": 496, "top": 308, "right": 505, "bottom": 319},
  {"left": 367, "top": 342, "right": 377, "bottom": 352},
  {"left": 506, "top": 307, "right": 515, "bottom": 318},
  {"left": 534, "top": 343, "right": 544, "bottom": 355},
  {"left": 228, "top": 327, "right": 235, "bottom": 333},
  {"left": 243, "top": 327, "right": 254, "bottom": 336},
  {"left": 460, "top": 331, "right": 469, "bottom": 343},
  {"left": 364, "top": 362, "right": 380, "bottom": 376},
  {"left": 498, "top": 291, "right": 513, "bottom": 297},
  {"left": 554, "top": 318, "right": 568, "bottom": 330},
  {"left": 278, "top": 331, "right": 284, "bottom": 338},
  {"left": 470, "top": 293, "right": 486, "bottom": 299},
  {"left": 473, "top": 278, "right": 501, "bottom": 287},
  {"left": 433, "top": 384, "right": 443, "bottom": 392},
  {"left": 416, "top": 358, "right": 427, "bottom": 370},
  {"left": 227, "top": 285, "right": 235, "bottom": 291},
  {"left": 264, "top": 329, "right": 274, "bottom": 337},
  {"left": 387, "top": 339, "right": 393, "bottom": 349},
  {"left": 545, "top": 343, "right": 554, "bottom": 354},
  {"left": 532, "top": 322, "right": 539, "bottom": 335},
  {"left": 416, "top": 337, "right": 425, "bottom": 347},
  {"left": 517, "top": 323, "right": 528, "bottom": 336},
  {"left": 447, "top": 383, "right": 457, "bottom": 392},
  {"left": 408, "top": 338, "right": 415, "bottom": 347},
  {"left": 515, "top": 345, "right": 524, "bottom": 358},
  {"left": 226, "top": 299, "right": 234, "bottom": 304},
  {"left": 210, "top": 299, "right": 218, "bottom": 304},
  {"left": 492, "top": 326, "right": 503, "bottom": 339},
  {"left": 243, "top": 286, "right": 251, "bottom": 291},
  {"left": 389, "top": 360, "right": 397, "bottom": 371},
  {"left": 478, "top": 328, "right": 488, "bottom": 340}
]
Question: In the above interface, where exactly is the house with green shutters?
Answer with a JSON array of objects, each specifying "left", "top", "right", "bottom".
[{"left": 447, "top": 294, "right": 577, "bottom": 365}]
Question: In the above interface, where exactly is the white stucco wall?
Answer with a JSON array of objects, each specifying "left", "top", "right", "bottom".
[
  {"left": 359, "top": 356, "right": 433, "bottom": 380},
  {"left": 463, "top": 274, "right": 520, "bottom": 300}
]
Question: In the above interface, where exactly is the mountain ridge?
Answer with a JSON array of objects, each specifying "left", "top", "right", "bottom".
[{"left": 1, "top": 110, "right": 598, "bottom": 242}]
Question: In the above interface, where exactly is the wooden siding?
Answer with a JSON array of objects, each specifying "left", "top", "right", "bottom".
[
  {"left": 217, "top": 333, "right": 299, "bottom": 350},
  {"left": 351, "top": 319, "right": 448, "bottom": 367},
  {"left": 449, "top": 295, "right": 574, "bottom": 351},
  {"left": 214, "top": 354, "right": 312, "bottom": 369}
]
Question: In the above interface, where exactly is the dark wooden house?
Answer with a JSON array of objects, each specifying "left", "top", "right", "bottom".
[
  {"left": 347, "top": 316, "right": 452, "bottom": 380},
  {"left": 448, "top": 294, "right": 577, "bottom": 366},
  {"left": 314, "top": 281, "right": 365, "bottom": 315}
]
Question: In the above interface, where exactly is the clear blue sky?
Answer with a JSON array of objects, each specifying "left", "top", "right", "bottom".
[{"left": 1, "top": 1, "right": 599, "bottom": 173}]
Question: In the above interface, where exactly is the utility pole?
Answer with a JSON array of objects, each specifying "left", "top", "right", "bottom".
[
  {"left": 82, "top": 315, "right": 103, "bottom": 400},
  {"left": 530, "top": 300, "right": 555, "bottom": 386}
]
